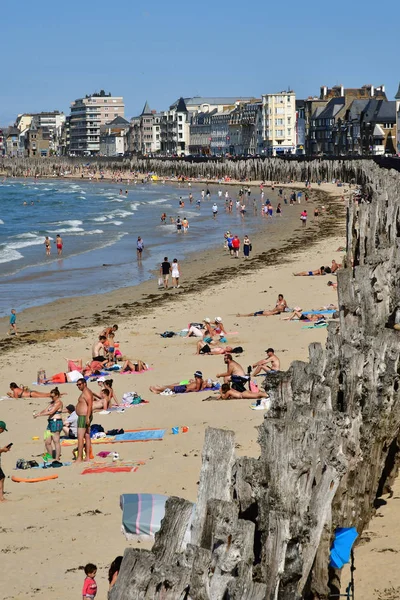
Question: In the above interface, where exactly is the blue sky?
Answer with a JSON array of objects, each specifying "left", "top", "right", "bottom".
[{"left": 0, "top": 0, "right": 397, "bottom": 124}]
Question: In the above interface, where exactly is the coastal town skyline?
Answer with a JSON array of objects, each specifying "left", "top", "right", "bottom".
[{"left": 0, "top": 0, "right": 397, "bottom": 124}]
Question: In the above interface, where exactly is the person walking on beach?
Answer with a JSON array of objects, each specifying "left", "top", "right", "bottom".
[
  {"left": 212, "top": 202, "right": 218, "bottom": 218},
  {"left": 55, "top": 234, "right": 63, "bottom": 255},
  {"left": 44, "top": 236, "right": 51, "bottom": 256},
  {"left": 137, "top": 237, "right": 144, "bottom": 261},
  {"left": 300, "top": 209, "right": 308, "bottom": 226},
  {"left": 0, "top": 421, "right": 11, "bottom": 501},
  {"left": 75, "top": 378, "right": 94, "bottom": 463},
  {"left": 160, "top": 257, "right": 171, "bottom": 289},
  {"left": 7, "top": 309, "right": 17, "bottom": 336},
  {"left": 171, "top": 258, "right": 181, "bottom": 288}
]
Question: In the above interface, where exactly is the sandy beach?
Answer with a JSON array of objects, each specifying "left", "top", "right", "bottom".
[{"left": 1, "top": 181, "right": 395, "bottom": 600}]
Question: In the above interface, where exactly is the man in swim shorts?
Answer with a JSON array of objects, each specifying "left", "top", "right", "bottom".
[
  {"left": 160, "top": 257, "right": 171, "bottom": 289},
  {"left": 237, "top": 295, "right": 288, "bottom": 317},
  {"left": 252, "top": 348, "right": 280, "bottom": 376},
  {"left": 75, "top": 379, "right": 94, "bottom": 463},
  {"left": 293, "top": 266, "right": 326, "bottom": 276},
  {"left": 55, "top": 234, "right": 63, "bottom": 255},
  {"left": 205, "top": 383, "right": 269, "bottom": 401},
  {"left": 149, "top": 371, "right": 204, "bottom": 394},
  {"left": 196, "top": 341, "right": 234, "bottom": 355}
]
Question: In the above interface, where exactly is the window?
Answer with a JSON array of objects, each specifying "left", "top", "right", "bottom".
[
  {"left": 178, "top": 124, "right": 182, "bottom": 130},
  {"left": 275, "top": 107, "right": 285, "bottom": 115},
  {"left": 287, "top": 117, "right": 291, "bottom": 124},
  {"left": 275, "top": 119, "right": 284, "bottom": 126},
  {"left": 287, "top": 96, "right": 291, "bottom": 103},
  {"left": 178, "top": 115, "right": 183, "bottom": 121},
  {"left": 287, "top": 128, "right": 291, "bottom": 135},
  {"left": 276, "top": 129, "right": 284, "bottom": 137}
]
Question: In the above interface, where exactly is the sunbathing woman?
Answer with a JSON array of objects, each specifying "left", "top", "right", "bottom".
[
  {"left": 92, "top": 388, "right": 113, "bottom": 412},
  {"left": 293, "top": 266, "right": 328, "bottom": 276},
  {"left": 282, "top": 311, "right": 326, "bottom": 322},
  {"left": 121, "top": 359, "right": 148, "bottom": 373},
  {"left": 97, "top": 378, "right": 119, "bottom": 405},
  {"left": 7, "top": 382, "right": 64, "bottom": 399},
  {"left": 196, "top": 341, "right": 234, "bottom": 355},
  {"left": 204, "top": 383, "right": 269, "bottom": 401}
]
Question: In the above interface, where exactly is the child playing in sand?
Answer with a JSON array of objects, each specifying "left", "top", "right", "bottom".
[
  {"left": 82, "top": 563, "right": 97, "bottom": 599},
  {"left": 8, "top": 309, "right": 17, "bottom": 336}
]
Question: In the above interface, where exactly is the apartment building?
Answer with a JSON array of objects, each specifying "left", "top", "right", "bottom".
[
  {"left": 395, "top": 83, "right": 400, "bottom": 155},
  {"left": 160, "top": 97, "right": 190, "bottom": 155},
  {"left": 100, "top": 116, "right": 130, "bottom": 156},
  {"left": 69, "top": 91, "right": 124, "bottom": 156},
  {"left": 228, "top": 102, "right": 262, "bottom": 155},
  {"left": 262, "top": 91, "right": 296, "bottom": 155}
]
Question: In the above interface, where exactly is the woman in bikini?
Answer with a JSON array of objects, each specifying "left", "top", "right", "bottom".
[
  {"left": 7, "top": 382, "right": 61, "bottom": 399},
  {"left": 97, "top": 378, "right": 119, "bottom": 405},
  {"left": 44, "top": 236, "right": 51, "bottom": 256},
  {"left": 33, "top": 387, "right": 64, "bottom": 460}
]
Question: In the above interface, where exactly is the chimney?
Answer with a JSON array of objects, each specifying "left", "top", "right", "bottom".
[
  {"left": 340, "top": 85, "right": 344, "bottom": 97},
  {"left": 320, "top": 86, "right": 327, "bottom": 99},
  {"left": 370, "top": 85, "right": 375, "bottom": 97}
]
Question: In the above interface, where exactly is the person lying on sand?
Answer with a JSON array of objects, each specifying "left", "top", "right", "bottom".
[
  {"left": 282, "top": 311, "right": 326, "bottom": 322},
  {"left": 293, "top": 266, "right": 329, "bottom": 276},
  {"left": 92, "top": 388, "right": 113, "bottom": 412},
  {"left": 252, "top": 348, "right": 280, "bottom": 376},
  {"left": 327, "top": 280, "right": 338, "bottom": 290},
  {"left": 97, "top": 378, "right": 119, "bottom": 405},
  {"left": 150, "top": 371, "right": 211, "bottom": 394},
  {"left": 237, "top": 294, "right": 288, "bottom": 317},
  {"left": 121, "top": 359, "right": 148, "bottom": 373},
  {"left": 203, "top": 383, "right": 270, "bottom": 401},
  {"left": 196, "top": 341, "right": 234, "bottom": 355},
  {"left": 7, "top": 382, "right": 66, "bottom": 398}
]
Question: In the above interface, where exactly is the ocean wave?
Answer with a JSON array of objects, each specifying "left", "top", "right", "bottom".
[
  {"left": 56, "top": 220, "right": 83, "bottom": 227},
  {"left": 130, "top": 203, "right": 140, "bottom": 211},
  {"left": 77, "top": 196, "right": 86, "bottom": 200},
  {"left": 108, "top": 210, "right": 133, "bottom": 218},
  {"left": 108, "top": 221, "right": 123, "bottom": 226},
  {"left": 0, "top": 247, "right": 23, "bottom": 264},
  {"left": 48, "top": 227, "right": 85, "bottom": 233},
  {"left": 7, "top": 238, "right": 46, "bottom": 250},
  {"left": 146, "top": 198, "right": 169, "bottom": 205},
  {"left": 0, "top": 219, "right": 4, "bottom": 225},
  {"left": 15, "top": 232, "right": 38, "bottom": 239},
  {"left": 73, "top": 229, "right": 104, "bottom": 236},
  {"left": 93, "top": 216, "right": 108, "bottom": 222}
]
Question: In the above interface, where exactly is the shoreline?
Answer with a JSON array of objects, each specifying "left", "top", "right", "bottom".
[{"left": 0, "top": 183, "right": 346, "bottom": 354}]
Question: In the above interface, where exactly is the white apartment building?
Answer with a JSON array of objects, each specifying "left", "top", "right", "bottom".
[
  {"left": 395, "top": 83, "right": 400, "bottom": 155},
  {"left": 262, "top": 91, "right": 296, "bottom": 155},
  {"left": 69, "top": 91, "right": 124, "bottom": 156}
]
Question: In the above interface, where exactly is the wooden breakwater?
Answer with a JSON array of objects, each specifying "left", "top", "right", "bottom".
[
  {"left": 0, "top": 155, "right": 378, "bottom": 184},
  {"left": 108, "top": 160, "right": 400, "bottom": 599}
]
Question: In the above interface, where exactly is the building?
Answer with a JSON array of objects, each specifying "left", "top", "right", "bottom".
[
  {"left": 184, "top": 96, "right": 255, "bottom": 115},
  {"left": 395, "top": 83, "right": 400, "bottom": 155},
  {"left": 307, "top": 84, "right": 387, "bottom": 156},
  {"left": 0, "top": 128, "right": 6, "bottom": 155},
  {"left": 127, "top": 103, "right": 162, "bottom": 156},
  {"left": 5, "top": 127, "right": 20, "bottom": 157},
  {"left": 228, "top": 101, "right": 262, "bottom": 156},
  {"left": 295, "top": 100, "right": 306, "bottom": 155},
  {"left": 24, "top": 122, "right": 50, "bottom": 157},
  {"left": 209, "top": 109, "right": 235, "bottom": 156},
  {"left": 69, "top": 91, "right": 124, "bottom": 156},
  {"left": 151, "top": 113, "right": 162, "bottom": 154},
  {"left": 359, "top": 100, "right": 396, "bottom": 156},
  {"left": 15, "top": 112, "right": 65, "bottom": 155},
  {"left": 160, "top": 97, "right": 190, "bottom": 155},
  {"left": 99, "top": 116, "right": 130, "bottom": 156},
  {"left": 261, "top": 91, "right": 297, "bottom": 155},
  {"left": 189, "top": 109, "right": 217, "bottom": 155}
]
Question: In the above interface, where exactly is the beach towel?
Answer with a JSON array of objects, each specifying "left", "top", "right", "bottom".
[
  {"left": 81, "top": 466, "right": 139, "bottom": 475},
  {"left": 120, "top": 368, "right": 153, "bottom": 375},
  {"left": 61, "top": 428, "right": 166, "bottom": 446},
  {"left": 302, "top": 310, "right": 336, "bottom": 315},
  {"left": 302, "top": 323, "right": 328, "bottom": 329}
]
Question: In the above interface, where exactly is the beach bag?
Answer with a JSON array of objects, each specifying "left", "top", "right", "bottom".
[
  {"left": 231, "top": 375, "right": 248, "bottom": 393},
  {"left": 160, "top": 331, "right": 175, "bottom": 338},
  {"left": 158, "top": 277, "right": 163, "bottom": 287},
  {"left": 231, "top": 346, "right": 243, "bottom": 354},
  {"left": 90, "top": 424, "right": 104, "bottom": 437}
]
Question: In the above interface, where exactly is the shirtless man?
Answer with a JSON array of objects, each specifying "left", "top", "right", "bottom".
[
  {"left": 237, "top": 294, "right": 288, "bottom": 317},
  {"left": 282, "top": 311, "right": 326, "bottom": 322},
  {"left": 75, "top": 379, "right": 94, "bottom": 463},
  {"left": 204, "top": 383, "right": 269, "bottom": 401},
  {"left": 101, "top": 324, "right": 118, "bottom": 337},
  {"left": 92, "top": 336, "right": 107, "bottom": 362},
  {"left": 149, "top": 371, "right": 205, "bottom": 394},
  {"left": 252, "top": 348, "right": 280, "bottom": 376},
  {"left": 293, "top": 266, "right": 326, "bottom": 276},
  {"left": 331, "top": 259, "right": 342, "bottom": 273},
  {"left": 216, "top": 354, "right": 246, "bottom": 383}
]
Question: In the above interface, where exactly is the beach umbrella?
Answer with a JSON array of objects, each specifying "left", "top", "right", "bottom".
[{"left": 329, "top": 527, "right": 358, "bottom": 569}]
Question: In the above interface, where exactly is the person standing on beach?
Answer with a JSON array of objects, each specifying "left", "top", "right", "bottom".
[
  {"left": 137, "top": 237, "right": 144, "bottom": 261},
  {"left": 232, "top": 235, "right": 240, "bottom": 258},
  {"left": 212, "top": 203, "right": 218, "bottom": 218},
  {"left": 75, "top": 379, "right": 93, "bottom": 463},
  {"left": 8, "top": 309, "right": 17, "bottom": 336},
  {"left": 55, "top": 234, "right": 63, "bottom": 255},
  {"left": 0, "top": 421, "right": 11, "bottom": 501},
  {"left": 44, "top": 236, "right": 51, "bottom": 256},
  {"left": 300, "top": 209, "right": 307, "bottom": 226},
  {"left": 160, "top": 257, "right": 171, "bottom": 289},
  {"left": 171, "top": 258, "right": 181, "bottom": 288},
  {"left": 243, "top": 235, "right": 251, "bottom": 259}
]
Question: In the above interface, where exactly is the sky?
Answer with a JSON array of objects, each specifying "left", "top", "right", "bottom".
[{"left": 0, "top": 0, "right": 398, "bottom": 124}]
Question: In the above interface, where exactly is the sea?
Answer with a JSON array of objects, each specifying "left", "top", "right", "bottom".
[{"left": 0, "top": 178, "right": 284, "bottom": 316}]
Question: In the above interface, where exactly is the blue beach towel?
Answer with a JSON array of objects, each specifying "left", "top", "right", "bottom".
[{"left": 115, "top": 429, "right": 165, "bottom": 442}]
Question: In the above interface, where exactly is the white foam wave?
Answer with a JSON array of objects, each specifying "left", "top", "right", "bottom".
[
  {"left": 73, "top": 229, "right": 104, "bottom": 236},
  {"left": 15, "top": 232, "right": 38, "bottom": 239},
  {"left": 93, "top": 216, "right": 108, "bottom": 222},
  {"left": 146, "top": 198, "right": 168, "bottom": 205},
  {"left": 48, "top": 227, "right": 85, "bottom": 233},
  {"left": 8, "top": 238, "right": 46, "bottom": 250},
  {"left": 109, "top": 210, "right": 133, "bottom": 218},
  {"left": 0, "top": 247, "right": 23, "bottom": 264},
  {"left": 77, "top": 196, "right": 86, "bottom": 200},
  {"left": 130, "top": 203, "right": 140, "bottom": 211},
  {"left": 0, "top": 219, "right": 4, "bottom": 225},
  {"left": 56, "top": 220, "right": 83, "bottom": 227},
  {"left": 109, "top": 221, "right": 123, "bottom": 226}
]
